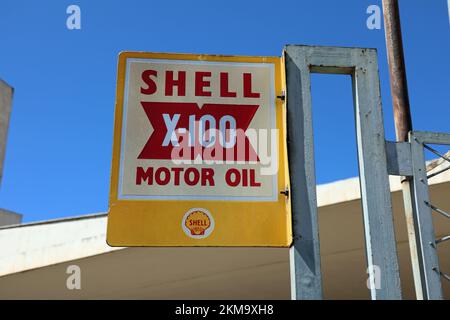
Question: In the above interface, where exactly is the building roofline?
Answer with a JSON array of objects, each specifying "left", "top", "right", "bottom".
[{"left": 0, "top": 212, "right": 107, "bottom": 230}]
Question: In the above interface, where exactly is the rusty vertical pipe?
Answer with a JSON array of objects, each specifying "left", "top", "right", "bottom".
[{"left": 382, "top": 0, "right": 413, "bottom": 141}]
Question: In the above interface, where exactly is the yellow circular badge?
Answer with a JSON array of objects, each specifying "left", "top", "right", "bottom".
[{"left": 182, "top": 208, "right": 215, "bottom": 239}]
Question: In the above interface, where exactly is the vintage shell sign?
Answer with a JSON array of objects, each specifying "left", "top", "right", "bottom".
[{"left": 106, "top": 52, "right": 292, "bottom": 246}]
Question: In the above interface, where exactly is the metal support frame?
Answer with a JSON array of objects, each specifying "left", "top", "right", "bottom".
[
  {"left": 285, "top": 45, "right": 402, "bottom": 300},
  {"left": 407, "top": 131, "right": 450, "bottom": 299}
]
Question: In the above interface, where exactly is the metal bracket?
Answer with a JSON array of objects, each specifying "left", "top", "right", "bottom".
[
  {"left": 385, "top": 141, "right": 413, "bottom": 176},
  {"left": 386, "top": 141, "right": 413, "bottom": 177},
  {"left": 280, "top": 187, "right": 289, "bottom": 198},
  {"left": 277, "top": 91, "right": 286, "bottom": 101}
]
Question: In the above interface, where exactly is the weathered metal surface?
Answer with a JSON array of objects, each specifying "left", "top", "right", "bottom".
[
  {"left": 399, "top": 133, "right": 450, "bottom": 299},
  {"left": 385, "top": 138, "right": 418, "bottom": 295},
  {"left": 382, "top": 0, "right": 413, "bottom": 142},
  {"left": 0, "top": 80, "right": 13, "bottom": 187},
  {"left": 409, "top": 131, "right": 446, "bottom": 299},
  {"left": 402, "top": 178, "right": 424, "bottom": 299},
  {"left": 408, "top": 131, "right": 450, "bottom": 299},
  {"left": 382, "top": 0, "right": 424, "bottom": 299},
  {"left": 285, "top": 45, "right": 401, "bottom": 300},
  {"left": 285, "top": 46, "right": 323, "bottom": 300},
  {"left": 351, "top": 48, "right": 402, "bottom": 300},
  {"left": 414, "top": 131, "right": 450, "bottom": 146},
  {"left": 385, "top": 141, "right": 413, "bottom": 176}
]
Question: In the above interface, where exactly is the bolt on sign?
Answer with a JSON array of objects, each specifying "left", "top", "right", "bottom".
[{"left": 107, "top": 52, "right": 292, "bottom": 246}]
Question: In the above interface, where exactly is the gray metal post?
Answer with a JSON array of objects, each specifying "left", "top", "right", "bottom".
[
  {"left": 352, "top": 49, "right": 402, "bottom": 299},
  {"left": 385, "top": 131, "right": 450, "bottom": 299},
  {"left": 285, "top": 47, "right": 323, "bottom": 300},
  {"left": 285, "top": 45, "right": 402, "bottom": 300},
  {"left": 408, "top": 131, "right": 450, "bottom": 299},
  {"left": 0, "top": 80, "right": 13, "bottom": 187}
]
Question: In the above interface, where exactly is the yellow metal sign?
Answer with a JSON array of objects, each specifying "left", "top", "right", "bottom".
[{"left": 107, "top": 52, "right": 291, "bottom": 246}]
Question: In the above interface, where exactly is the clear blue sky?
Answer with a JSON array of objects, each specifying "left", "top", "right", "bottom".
[{"left": 0, "top": 0, "right": 449, "bottom": 222}]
